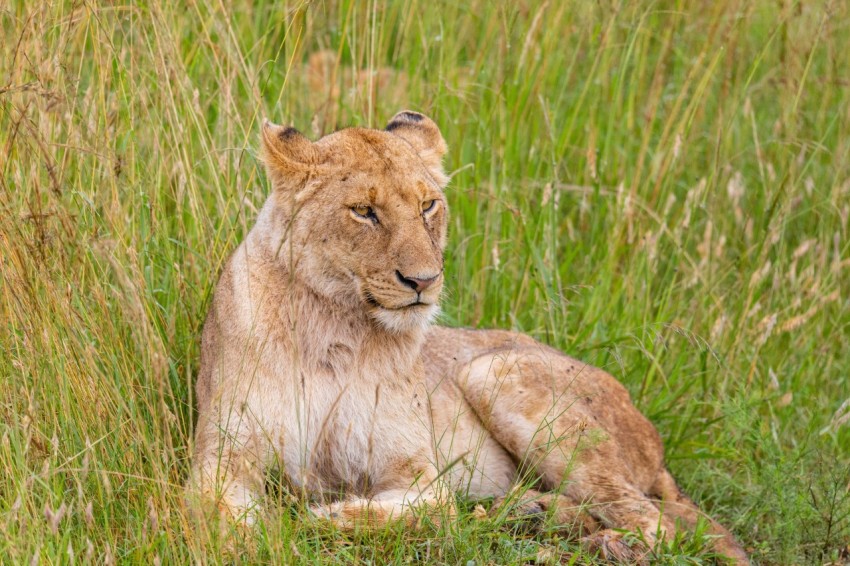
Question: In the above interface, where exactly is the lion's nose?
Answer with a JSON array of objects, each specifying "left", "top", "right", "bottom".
[{"left": 396, "top": 271, "right": 440, "bottom": 293}]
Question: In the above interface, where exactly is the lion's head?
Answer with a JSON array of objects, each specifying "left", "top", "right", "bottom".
[{"left": 257, "top": 111, "right": 449, "bottom": 333}]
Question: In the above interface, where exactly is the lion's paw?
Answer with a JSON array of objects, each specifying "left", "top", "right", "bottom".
[
  {"left": 309, "top": 502, "right": 348, "bottom": 526},
  {"left": 581, "top": 529, "right": 649, "bottom": 564}
]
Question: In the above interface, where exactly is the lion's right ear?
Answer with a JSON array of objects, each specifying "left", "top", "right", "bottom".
[
  {"left": 386, "top": 111, "right": 449, "bottom": 187},
  {"left": 260, "top": 119, "right": 318, "bottom": 189}
]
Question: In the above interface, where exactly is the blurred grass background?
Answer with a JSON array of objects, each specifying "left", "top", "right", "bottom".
[{"left": 1, "top": 0, "right": 848, "bottom": 563}]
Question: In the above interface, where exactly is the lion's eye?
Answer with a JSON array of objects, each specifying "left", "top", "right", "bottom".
[
  {"left": 351, "top": 205, "right": 377, "bottom": 222},
  {"left": 422, "top": 199, "right": 437, "bottom": 214}
]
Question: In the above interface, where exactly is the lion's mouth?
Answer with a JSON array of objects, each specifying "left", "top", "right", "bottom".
[{"left": 363, "top": 291, "right": 429, "bottom": 311}]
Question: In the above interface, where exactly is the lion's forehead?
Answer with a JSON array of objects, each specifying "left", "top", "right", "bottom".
[
  {"left": 318, "top": 128, "right": 431, "bottom": 176},
  {"left": 354, "top": 177, "right": 428, "bottom": 205},
  {"left": 312, "top": 137, "right": 439, "bottom": 209},
  {"left": 311, "top": 171, "right": 428, "bottom": 211}
]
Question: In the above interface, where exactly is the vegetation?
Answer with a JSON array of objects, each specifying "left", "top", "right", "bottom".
[{"left": 1, "top": 0, "right": 848, "bottom": 563}]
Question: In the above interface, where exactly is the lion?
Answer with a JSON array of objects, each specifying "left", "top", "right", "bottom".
[{"left": 189, "top": 110, "right": 748, "bottom": 563}]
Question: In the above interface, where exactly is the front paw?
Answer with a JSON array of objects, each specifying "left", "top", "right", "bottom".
[
  {"left": 309, "top": 502, "right": 340, "bottom": 520},
  {"left": 581, "top": 529, "right": 649, "bottom": 564},
  {"left": 490, "top": 493, "right": 547, "bottom": 533},
  {"left": 309, "top": 501, "right": 357, "bottom": 530}
]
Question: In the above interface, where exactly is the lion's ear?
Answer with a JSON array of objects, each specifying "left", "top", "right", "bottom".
[
  {"left": 386, "top": 111, "right": 448, "bottom": 187},
  {"left": 260, "top": 119, "right": 318, "bottom": 189}
]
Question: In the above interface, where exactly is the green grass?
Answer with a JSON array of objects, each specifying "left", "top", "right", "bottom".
[{"left": 2, "top": 0, "right": 849, "bottom": 563}]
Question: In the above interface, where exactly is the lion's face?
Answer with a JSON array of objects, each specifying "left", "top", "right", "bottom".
[{"left": 260, "top": 111, "right": 450, "bottom": 333}]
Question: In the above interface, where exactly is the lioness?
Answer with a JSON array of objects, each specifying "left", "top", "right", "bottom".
[{"left": 190, "top": 111, "right": 747, "bottom": 562}]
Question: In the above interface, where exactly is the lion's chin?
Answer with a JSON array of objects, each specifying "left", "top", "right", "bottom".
[{"left": 371, "top": 303, "right": 439, "bottom": 334}]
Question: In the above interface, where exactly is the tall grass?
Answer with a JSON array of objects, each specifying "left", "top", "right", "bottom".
[{"left": 1, "top": 0, "right": 848, "bottom": 563}]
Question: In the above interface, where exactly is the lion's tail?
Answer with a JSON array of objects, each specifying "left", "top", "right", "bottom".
[{"left": 650, "top": 468, "right": 749, "bottom": 564}]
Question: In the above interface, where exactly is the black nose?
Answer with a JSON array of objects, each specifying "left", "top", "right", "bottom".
[{"left": 396, "top": 271, "right": 440, "bottom": 293}]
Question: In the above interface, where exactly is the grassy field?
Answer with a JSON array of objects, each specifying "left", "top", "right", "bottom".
[{"left": 2, "top": 0, "right": 849, "bottom": 563}]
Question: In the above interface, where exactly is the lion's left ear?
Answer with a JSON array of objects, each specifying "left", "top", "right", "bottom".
[{"left": 386, "top": 111, "right": 448, "bottom": 187}]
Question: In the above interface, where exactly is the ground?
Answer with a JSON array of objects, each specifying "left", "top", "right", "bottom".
[{"left": 1, "top": 1, "right": 849, "bottom": 563}]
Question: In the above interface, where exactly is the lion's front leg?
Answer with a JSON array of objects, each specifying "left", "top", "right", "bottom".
[
  {"left": 310, "top": 485, "right": 452, "bottom": 530},
  {"left": 187, "top": 410, "right": 272, "bottom": 528},
  {"left": 310, "top": 450, "right": 453, "bottom": 531},
  {"left": 490, "top": 487, "right": 600, "bottom": 538}
]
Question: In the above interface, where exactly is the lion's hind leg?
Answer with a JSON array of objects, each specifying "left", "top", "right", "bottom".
[{"left": 456, "top": 349, "right": 676, "bottom": 556}]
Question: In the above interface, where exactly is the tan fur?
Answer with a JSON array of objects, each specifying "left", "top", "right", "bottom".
[{"left": 188, "top": 111, "right": 748, "bottom": 563}]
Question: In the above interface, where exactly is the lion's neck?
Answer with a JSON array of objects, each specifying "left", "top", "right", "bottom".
[
  {"left": 244, "top": 231, "right": 425, "bottom": 382},
  {"left": 287, "top": 277, "right": 426, "bottom": 380}
]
